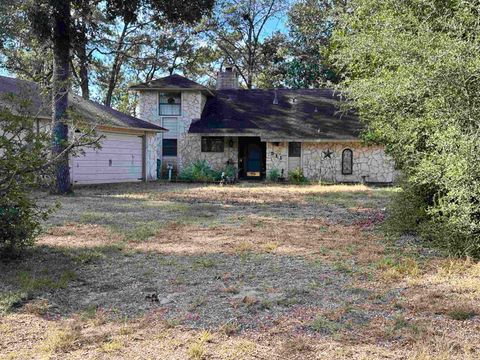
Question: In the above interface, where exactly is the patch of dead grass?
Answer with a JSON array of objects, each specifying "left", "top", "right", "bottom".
[
  {"left": 5, "top": 183, "right": 478, "bottom": 359},
  {"left": 40, "top": 223, "right": 121, "bottom": 249}
]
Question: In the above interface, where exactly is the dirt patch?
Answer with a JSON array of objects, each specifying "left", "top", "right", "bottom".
[{"left": 1, "top": 182, "right": 479, "bottom": 359}]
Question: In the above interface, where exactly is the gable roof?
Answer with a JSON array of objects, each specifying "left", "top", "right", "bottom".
[
  {"left": 0, "top": 75, "right": 165, "bottom": 132},
  {"left": 129, "top": 74, "right": 212, "bottom": 94},
  {"left": 189, "top": 89, "right": 362, "bottom": 141}
]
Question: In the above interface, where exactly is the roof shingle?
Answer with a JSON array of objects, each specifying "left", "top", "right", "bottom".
[
  {"left": 129, "top": 74, "right": 211, "bottom": 93},
  {"left": 0, "top": 75, "right": 165, "bottom": 132},
  {"left": 189, "top": 89, "right": 362, "bottom": 141}
]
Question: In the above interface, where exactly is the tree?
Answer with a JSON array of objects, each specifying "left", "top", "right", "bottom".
[
  {"left": 71, "top": 1, "right": 104, "bottom": 99},
  {"left": 0, "top": 88, "right": 100, "bottom": 256},
  {"left": 0, "top": 1, "right": 53, "bottom": 86},
  {"left": 255, "top": 31, "right": 291, "bottom": 88},
  {"left": 20, "top": 0, "right": 214, "bottom": 194},
  {"left": 207, "top": 0, "right": 287, "bottom": 88},
  {"left": 332, "top": 0, "right": 480, "bottom": 257},
  {"left": 286, "top": 0, "right": 347, "bottom": 88}
]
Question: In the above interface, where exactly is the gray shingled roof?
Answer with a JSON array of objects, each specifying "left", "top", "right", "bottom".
[
  {"left": 0, "top": 75, "right": 165, "bottom": 132},
  {"left": 189, "top": 89, "right": 362, "bottom": 141},
  {"left": 129, "top": 74, "right": 212, "bottom": 93}
]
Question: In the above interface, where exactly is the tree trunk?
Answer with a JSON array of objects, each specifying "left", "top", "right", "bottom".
[
  {"left": 51, "top": 0, "right": 72, "bottom": 194},
  {"left": 78, "top": 32, "right": 90, "bottom": 99},
  {"left": 103, "top": 59, "right": 119, "bottom": 107},
  {"left": 104, "top": 22, "right": 129, "bottom": 107}
]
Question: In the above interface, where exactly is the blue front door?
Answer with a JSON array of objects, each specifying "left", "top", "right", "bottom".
[{"left": 246, "top": 143, "right": 262, "bottom": 173}]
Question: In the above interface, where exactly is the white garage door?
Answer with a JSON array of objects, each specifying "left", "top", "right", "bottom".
[{"left": 71, "top": 132, "right": 144, "bottom": 185}]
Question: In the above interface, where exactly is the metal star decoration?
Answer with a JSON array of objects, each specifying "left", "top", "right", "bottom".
[{"left": 323, "top": 149, "right": 333, "bottom": 159}]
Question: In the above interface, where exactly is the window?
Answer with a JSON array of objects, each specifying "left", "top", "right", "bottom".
[
  {"left": 159, "top": 92, "right": 181, "bottom": 116},
  {"left": 162, "top": 139, "right": 177, "bottom": 156},
  {"left": 342, "top": 149, "right": 353, "bottom": 175},
  {"left": 162, "top": 117, "right": 178, "bottom": 139},
  {"left": 288, "top": 142, "right": 301, "bottom": 157},
  {"left": 201, "top": 137, "right": 224, "bottom": 152}
]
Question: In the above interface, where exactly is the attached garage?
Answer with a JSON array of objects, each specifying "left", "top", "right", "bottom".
[
  {"left": 71, "top": 132, "right": 145, "bottom": 185},
  {"left": 0, "top": 75, "right": 166, "bottom": 186}
]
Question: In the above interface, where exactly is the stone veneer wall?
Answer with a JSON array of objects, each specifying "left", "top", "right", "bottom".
[
  {"left": 181, "top": 135, "right": 239, "bottom": 171},
  {"left": 136, "top": 90, "right": 207, "bottom": 177},
  {"left": 266, "top": 142, "right": 288, "bottom": 178},
  {"left": 145, "top": 132, "right": 157, "bottom": 181},
  {"left": 266, "top": 141, "right": 396, "bottom": 183}
]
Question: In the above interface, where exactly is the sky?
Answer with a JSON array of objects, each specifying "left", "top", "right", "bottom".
[{"left": 0, "top": 6, "right": 291, "bottom": 94}]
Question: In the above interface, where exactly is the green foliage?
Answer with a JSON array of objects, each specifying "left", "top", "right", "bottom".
[
  {"left": 0, "top": 200, "right": 45, "bottom": 257},
  {"left": 285, "top": 0, "right": 346, "bottom": 87},
  {"left": 447, "top": 307, "right": 477, "bottom": 321},
  {"left": 0, "top": 104, "right": 53, "bottom": 257},
  {"left": 310, "top": 315, "right": 342, "bottom": 334},
  {"left": 267, "top": 167, "right": 281, "bottom": 182},
  {"left": 289, "top": 168, "right": 308, "bottom": 184},
  {"left": 178, "top": 160, "right": 222, "bottom": 182},
  {"left": 224, "top": 164, "right": 236, "bottom": 178},
  {"left": 332, "top": 0, "right": 480, "bottom": 257}
]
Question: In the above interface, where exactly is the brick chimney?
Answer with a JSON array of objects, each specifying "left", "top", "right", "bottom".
[{"left": 216, "top": 66, "right": 239, "bottom": 90}]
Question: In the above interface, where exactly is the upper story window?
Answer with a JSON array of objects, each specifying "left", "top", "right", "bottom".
[
  {"left": 159, "top": 92, "right": 181, "bottom": 116},
  {"left": 342, "top": 149, "right": 353, "bottom": 175}
]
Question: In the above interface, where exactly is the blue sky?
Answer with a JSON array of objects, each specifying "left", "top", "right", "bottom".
[{"left": 0, "top": 9, "right": 290, "bottom": 86}]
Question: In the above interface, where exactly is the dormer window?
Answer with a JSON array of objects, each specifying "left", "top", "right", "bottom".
[{"left": 159, "top": 92, "right": 181, "bottom": 116}]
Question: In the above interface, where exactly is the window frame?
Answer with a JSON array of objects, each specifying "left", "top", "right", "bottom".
[
  {"left": 288, "top": 142, "right": 301, "bottom": 158},
  {"left": 162, "top": 139, "right": 178, "bottom": 157},
  {"left": 342, "top": 148, "right": 353, "bottom": 175},
  {"left": 201, "top": 137, "right": 225, "bottom": 153},
  {"left": 158, "top": 92, "right": 182, "bottom": 116}
]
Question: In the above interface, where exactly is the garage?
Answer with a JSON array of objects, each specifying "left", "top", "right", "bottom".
[
  {"left": 0, "top": 76, "right": 166, "bottom": 185},
  {"left": 71, "top": 132, "right": 145, "bottom": 185}
]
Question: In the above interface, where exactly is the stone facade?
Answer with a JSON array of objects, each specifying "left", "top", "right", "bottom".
[
  {"left": 145, "top": 132, "right": 158, "bottom": 181},
  {"left": 136, "top": 89, "right": 396, "bottom": 183},
  {"left": 265, "top": 141, "right": 396, "bottom": 183},
  {"left": 216, "top": 68, "right": 239, "bottom": 90},
  {"left": 136, "top": 90, "right": 207, "bottom": 177},
  {"left": 181, "top": 135, "right": 238, "bottom": 171},
  {"left": 266, "top": 142, "right": 288, "bottom": 178}
]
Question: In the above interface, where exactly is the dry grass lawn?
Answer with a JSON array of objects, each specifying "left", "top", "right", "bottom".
[{"left": 1, "top": 182, "right": 479, "bottom": 359}]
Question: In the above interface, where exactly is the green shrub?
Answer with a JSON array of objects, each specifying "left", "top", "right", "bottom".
[
  {"left": 0, "top": 98, "right": 63, "bottom": 257},
  {"left": 333, "top": 0, "right": 480, "bottom": 258},
  {"left": 384, "top": 180, "right": 428, "bottom": 236},
  {"left": 267, "top": 168, "right": 280, "bottom": 182},
  {"left": 224, "top": 164, "right": 236, "bottom": 178},
  {"left": 0, "top": 198, "right": 45, "bottom": 256},
  {"left": 178, "top": 160, "right": 222, "bottom": 182},
  {"left": 289, "top": 168, "right": 308, "bottom": 184}
]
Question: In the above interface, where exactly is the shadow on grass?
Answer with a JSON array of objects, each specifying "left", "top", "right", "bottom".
[{"left": 0, "top": 243, "right": 393, "bottom": 336}]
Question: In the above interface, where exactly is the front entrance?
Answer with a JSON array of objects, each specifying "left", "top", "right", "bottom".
[{"left": 238, "top": 137, "right": 266, "bottom": 179}]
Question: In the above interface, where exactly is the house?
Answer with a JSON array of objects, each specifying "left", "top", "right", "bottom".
[
  {"left": 130, "top": 68, "right": 396, "bottom": 183},
  {"left": 0, "top": 75, "right": 165, "bottom": 185}
]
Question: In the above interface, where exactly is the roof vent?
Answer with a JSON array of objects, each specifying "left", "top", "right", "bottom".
[{"left": 273, "top": 90, "right": 279, "bottom": 105}]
